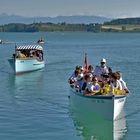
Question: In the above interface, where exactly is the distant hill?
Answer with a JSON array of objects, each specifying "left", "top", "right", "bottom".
[
  {"left": 0, "top": 13, "right": 111, "bottom": 25},
  {"left": 104, "top": 17, "right": 140, "bottom": 25}
]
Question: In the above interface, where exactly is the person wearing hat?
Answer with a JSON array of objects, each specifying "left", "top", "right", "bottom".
[{"left": 94, "top": 58, "right": 109, "bottom": 81}]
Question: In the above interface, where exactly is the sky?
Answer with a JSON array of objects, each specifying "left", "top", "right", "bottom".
[{"left": 0, "top": 0, "right": 140, "bottom": 18}]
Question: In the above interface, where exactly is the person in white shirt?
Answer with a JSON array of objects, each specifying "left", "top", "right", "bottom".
[
  {"left": 94, "top": 58, "right": 109, "bottom": 81},
  {"left": 116, "top": 71, "right": 129, "bottom": 93},
  {"left": 85, "top": 76, "right": 100, "bottom": 95},
  {"left": 84, "top": 74, "right": 93, "bottom": 92},
  {"left": 68, "top": 66, "right": 84, "bottom": 87},
  {"left": 110, "top": 73, "right": 122, "bottom": 93}
]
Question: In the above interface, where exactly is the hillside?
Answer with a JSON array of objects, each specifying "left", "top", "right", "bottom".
[
  {"left": 102, "top": 17, "right": 140, "bottom": 32},
  {"left": 104, "top": 17, "right": 140, "bottom": 25},
  {"left": 0, "top": 13, "right": 111, "bottom": 25}
]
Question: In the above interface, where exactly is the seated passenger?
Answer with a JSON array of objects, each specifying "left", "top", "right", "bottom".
[
  {"left": 101, "top": 74, "right": 111, "bottom": 94},
  {"left": 82, "top": 73, "right": 93, "bottom": 91},
  {"left": 30, "top": 51, "right": 36, "bottom": 58},
  {"left": 68, "top": 70, "right": 79, "bottom": 85},
  {"left": 85, "top": 76, "right": 100, "bottom": 95},
  {"left": 76, "top": 67, "right": 84, "bottom": 89},
  {"left": 108, "top": 67, "right": 113, "bottom": 78},
  {"left": 38, "top": 50, "right": 43, "bottom": 60},
  {"left": 36, "top": 50, "right": 43, "bottom": 61},
  {"left": 116, "top": 71, "right": 129, "bottom": 93},
  {"left": 16, "top": 51, "right": 26, "bottom": 58},
  {"left": 92, "top": 77, "right": 100, "bottom": 92},
  {"left": 110, "top": 72, "right": 123, "bottom": 95},
  {"left": 68, "top": 66, "right": 84, "bottom": 88},
  {"left": 87, "top": 65, "right": 95, "bottom": 76}
]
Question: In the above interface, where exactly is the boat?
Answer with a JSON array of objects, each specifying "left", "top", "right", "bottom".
[
  {"left": 70, "top": 97, "right": 127, "bottom": 140},
  {"left": 37, "top": 38, "right": 45, "bottom": 44},
  {"left": 69, "top": 86, "right": 127, "bottom": 121},
  {"left": 69, "top": 54, "right": 128, "bottom": 121},
  {"left": 8, "top": 44, "right": 45, "bottom": 74}
]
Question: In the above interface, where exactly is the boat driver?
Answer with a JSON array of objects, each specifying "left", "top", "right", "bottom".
[{"left": 94, "top": 58, "right": 109, "bottom": 81}]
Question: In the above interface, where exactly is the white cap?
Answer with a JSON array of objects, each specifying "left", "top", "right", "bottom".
[{"left": 101, "top": 58, "right": 106, "bottom": 63}]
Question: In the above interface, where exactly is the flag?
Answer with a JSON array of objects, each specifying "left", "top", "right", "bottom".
[{"left": 84, "top": 53, "right": 88, "bottom": 74}]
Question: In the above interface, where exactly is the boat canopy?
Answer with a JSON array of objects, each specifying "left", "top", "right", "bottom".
[{"left": 16, "top": 44, "right": 43, "bottom": 51}]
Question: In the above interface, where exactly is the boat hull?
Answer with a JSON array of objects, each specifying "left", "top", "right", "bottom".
[
  {"left": 8, "top": 58, "right": 45, "bottom": 74},
  {"left": 70, "top": 88, "right": 126, "bottom": 120}
]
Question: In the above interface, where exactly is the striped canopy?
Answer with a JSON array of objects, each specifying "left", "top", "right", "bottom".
[{"left": 16, "top": 44, "right": 43, "bottom": 50}]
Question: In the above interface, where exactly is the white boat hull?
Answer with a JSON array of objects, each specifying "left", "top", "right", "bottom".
[
  {"left": 8, "top": 58, "right": 45, "bottom": 74},
  {"left": 70, "top": 104, "right": 127, "bottom": 140},
  {"left": 70, "top": 87, "right": 126, "bottom": 120}
]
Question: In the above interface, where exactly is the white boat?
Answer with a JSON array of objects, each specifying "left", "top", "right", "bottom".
[
  {"left": 8, "top": 44, "right": 45, "bottom": 74},
  {"left": 70, "top": 86, "right": 127, "bottom": 121},
  {"left": 37, "top": 38, "right": 45, "bottom": 44},
  {"left": 70, "top": 99, "right": 127, "bottom": 140}
]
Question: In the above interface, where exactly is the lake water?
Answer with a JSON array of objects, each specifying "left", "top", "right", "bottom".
[{"left": 0, "top": 32, "right": 140, "bottom": 140}]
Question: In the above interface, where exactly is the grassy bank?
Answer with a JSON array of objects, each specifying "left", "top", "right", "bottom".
[{"left": 101, "top": 24, "right": 140, "bottom": 32}]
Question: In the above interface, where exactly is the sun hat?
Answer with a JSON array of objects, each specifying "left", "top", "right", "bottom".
[{"left": 78, "top": 66, "right": 84, "bottom": 70}]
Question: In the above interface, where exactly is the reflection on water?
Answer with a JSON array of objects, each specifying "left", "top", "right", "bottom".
[
  {"left": 114, "top": 113, "right": 127, "bottom": 140},
  {"left": 7, "top": 70, "right": 45, "bottom": 104},
  {"left": 70, "top": 101, "right": 127, "bottom": 140},
  {"left": 13, "top": 70, "right": 44, "bottom": 88}
]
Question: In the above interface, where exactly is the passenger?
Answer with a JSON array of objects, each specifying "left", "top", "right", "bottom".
[
  {"left": 85, "top": 76, "right": 100, "bottom": 95},
  {"left": 110, "top": 72, "right": 123, "bottom": 94},
  {"left": 77, "top": 67, "right": 84, "bottom": 89},
  {"left": 30, "top": 51, "right": 34, "bottom": 57},
  {"left": 84, "top": 74, "right": 93, "bottom": 93},
  {"left": 77, "top": 77, "right": 84, "bottom": 90},
  {"left": 81, "top": 74, "right": 88, "bottom": 91},
  {"left": 101, "top": 74, "right": 111, "bottom": 94},
  {"left": 82, "top": 73, "right": 93, "bottom": 91},
  {"left": 75, "top": 65, "right": 80, "bottom": 70},
  {"left": 68, "top": 66, "right": 84, "bottom": 88},
  {"left": 78, "top": 66, "right": 84, "bottom": 75},
  {"left": 102, "top": 74, "right": 110, "bottom": 85},
  {"left": 36, "top": 50, "right": 43, "bottom": 60},
  {"left": 39, "top": 51, "right": 43, "bottom": 60},
  {"left": 94, "top": 58, "right": 109, "bottom": 81},
  {"left": 116, "top": 71, "right": 129, "bottom": 93},
  {"left": 16, "top": 51, "right": 21, "bottom": 58},
  {"left": 92, "top": 77, "right": 100, "bottom": 92},
  {"left": 30, "top": 50, "right": 34, "bottom": 57},
  {"left": 87, "top": 65, "right": 95, "bottom": 76},
  {"left": 108, "top": 67, "right": 113, "bottom": 79},
  {"left": 68, "top": 69, "right": 79, "bottom": 85},
  {"left": 16, "top": 51, "right": 26, "bottom": 58}
]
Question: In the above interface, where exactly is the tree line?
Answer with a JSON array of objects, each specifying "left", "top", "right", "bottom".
[
  {"left": 1, "top": 17, "right": 140, "bottom": 32},
  {"left": 0, "top": 22, "right": 101, "bottom": 32}
]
